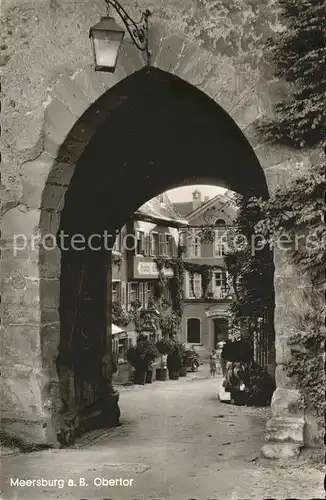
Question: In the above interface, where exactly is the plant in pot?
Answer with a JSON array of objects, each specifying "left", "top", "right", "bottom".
[
  {"left": 177, "top": 342, "right": 188, "bottom": 377},
  {"left": 155, "top": 338, "right": 171, "bottom": 381},
  {"left": 167, "top": 341, "right": 182, "bottom": 380},
  {"left": 127, "top": 338, "right": 159, "bottom": 385},
  {"left": 221, "top": 339, "right": 274, "bottom": 406},
  {"left": 221, "top": 339, "right": 253, "bottom": 403}
]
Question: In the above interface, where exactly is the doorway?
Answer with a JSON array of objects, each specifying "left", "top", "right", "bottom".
[{"left": 213, "top": 317, "right": 229, "bottom": 347}]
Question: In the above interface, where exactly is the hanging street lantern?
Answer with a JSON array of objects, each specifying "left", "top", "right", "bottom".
[
  {"left": 89, "top": 17, "right": 125, "bottom": 73},
  {"left": 89, "top": 0, "right": 151, "bottom": 73}
]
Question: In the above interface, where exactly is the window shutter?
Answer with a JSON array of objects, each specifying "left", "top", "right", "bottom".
[
  {"left": 121, "top": 281, "right": 126, "bottom": 309},
  {"left": 185, "top": 271, "right": 192, "bottom": 298},
  {"left": 144, "top": 282, "right": 148, "bottom": 308},
  {"left": 140, "top": 232, "right": 145, "bottom": 254},
  {"left": 127, "top": 283, "right": 131, "bottom": 310},
  {"left": 139, "top": 282, "right": 144, "bottom": 307},
  {"left": 194, "top": 273, "right": 202, "bottom": 297},
  {"left": 150, "top": 234, "right": 154, "bottom": 256},
  {"left": 159, "top": 234, "right": 165, "bottom": 256},
  {"left": 145, "top": 234, "right": 151, "bottom": 256}
]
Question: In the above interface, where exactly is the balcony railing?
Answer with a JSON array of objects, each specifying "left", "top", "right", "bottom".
[{"left": 185, "top": 289, "right": 233, "bottom": 301}]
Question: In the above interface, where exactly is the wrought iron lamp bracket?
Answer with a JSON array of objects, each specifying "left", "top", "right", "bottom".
[{"left": 105, "top": 0, "right": 151, "bottom": 64}]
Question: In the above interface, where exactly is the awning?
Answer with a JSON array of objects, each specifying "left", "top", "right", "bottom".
[{"left": 112, "top": 323, "right": 125, "bottom": 335}]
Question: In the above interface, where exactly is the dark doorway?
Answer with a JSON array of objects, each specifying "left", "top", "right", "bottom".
[
  {"left": 187, "top": 318, "right": 201, "bottom": 344},
  {"left": 213, "top": 318, "right": 229, "bottom": 347}
]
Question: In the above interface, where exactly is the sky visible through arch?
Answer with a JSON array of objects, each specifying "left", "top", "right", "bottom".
[{"left": 166, "top": 185, "right": 227, "bottom": 202}]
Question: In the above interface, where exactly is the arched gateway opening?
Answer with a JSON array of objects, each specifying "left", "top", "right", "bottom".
[{"left": 39, "top": 66, "right": 271, "bottom": 442}]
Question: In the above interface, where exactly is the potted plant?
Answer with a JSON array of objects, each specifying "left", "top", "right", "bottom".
[
  {"left": 221, "top": 339, "right": 275, "bottom": 406},
  {"left": 155, "top": 338, "right": 171, "bottom": 381},
  {"left": 167, "top": 341, "right": 182, "bottom": 380},
  {"left": 178, "top": 342, "right": 188, "bottom": 377},
  {"left": 127, "top": 338, "right": 159, "bottom": 385}
]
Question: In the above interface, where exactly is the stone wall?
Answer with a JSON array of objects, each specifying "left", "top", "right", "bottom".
[{"left": 0, "top": 0, "right": 318, "bottom": 453}]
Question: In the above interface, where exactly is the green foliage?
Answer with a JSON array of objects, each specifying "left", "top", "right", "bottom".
[
  {"left": 126, "top": 338, "right": 159, "bottom": 370},
  {"left": 112, "top": 253, "right": 122, "bottom": 270},
  {"left": 156, "top": 338, "right": 172, "bottom": 355},
  {"left": 244, "top": 164, "right": 325, "bottom": 430},
  {"left": 242, "top": 363, "right": 276, "bottom": 406},
  {"left": 167, "top": 341, "right": 183, "bottom": 371},
  {"left": 155, "top": 256, "right": 228, "bottom": 310},
  {"left": 257, "top": 0, "right": 324, "bottom": 148},
  {"left": 254, "top": 0, "right": 325, "bottom": 430},
  {"left": 221, "top": 339, "right": 253, "bottom": 363},
  {"left": 111, "top": 301, "right": 130, "bottom": 327},
  {"left": 158, "top": 309, "right": 181, "bottom": 338},
  {"left": 224, "top": 194, "right": 275, "bottom": 335},
  {"left": 286, "top": 293, "right": 325, "bottom": 440},
  {"left": 224, "top": 360, "right": 275, "bottom": 406},
  {"left": 254, "top": 161, "right": 325, "bottom": 285}
]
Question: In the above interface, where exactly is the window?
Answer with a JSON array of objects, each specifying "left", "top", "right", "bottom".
[
  {"left": 136, "top": 230, "right": 145, "bottom": 255},
  {"left": 164, "top": 234, "right": 172, "bottom": 256},
  {"left": 158, "top": 234, "right": 165, "bottom": 256},
  {"left": 214, "top": 219, "right": 227, "bottom": 257},
  {"left": 186, "top": 272, "right": 202, "bottom": 299},
  {"left": 150, "top": 232, "right": 159, "bottom": 256},
  {"left": 127, "top": 282, "right": 138, "bottom": 310},
  {"left": 121, "top": 281, "right": 126, "bottom": 310},
  {"left": 187, "top": 318, "right": 201, "bottom": 344},
  {"left": 112, "top": 281, "right": 120, "bottom": 303},
  {"left": 144, "top": 234, "right": 151, "bottom": 256},
  {"left": 212, "top": 270, "right": 227, "bottom": 298},
  {"left": 188, "top": 234, "right": 201, "bottom": 257},
  {"left": 138, "top": 282, "right": 144, "bottom": 307},
  {"left": 171, "top": 237, "right": 177, "bottom": 256},
  {"left": 118, "top": 338, "right": 128, "bottom": 362},
  {"left": 144, "top": 282, "right": 155, "bottom": 308}
]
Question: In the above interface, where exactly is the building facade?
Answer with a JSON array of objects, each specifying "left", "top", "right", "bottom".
[
  {"left": 111, "top": 194, "right": 187, "bottom": 382},
  {"left": 174, "top": 191, "right": 236, "bottom": 359}
]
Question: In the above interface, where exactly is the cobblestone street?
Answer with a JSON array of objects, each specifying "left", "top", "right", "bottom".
[{"left": 1, "top": 370, "right": 324, "bottom": 500}]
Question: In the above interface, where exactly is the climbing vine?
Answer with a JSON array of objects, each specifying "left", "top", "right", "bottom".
[
  {"left": 255, "top": 0, "right": 325, "bottom": 439},
  {"left": 251, "top": 164, "right": 326, "bottom": 437},
  {"left": 112, "top": 252, "right": 122, "bottom": 270},
  {"left": 286, "top": 295, "right": 325, "bottom": 442},
  {"left": 154, "top": 254, "right": 228, "bottom": 317}
]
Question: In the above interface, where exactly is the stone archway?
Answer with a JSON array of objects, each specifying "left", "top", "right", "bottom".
[
  {"left": 1, "top": 29, "right": 305, "bottom": 455},
  {"left": 41, "top": 63, "right": 271, "bottom": 443}
]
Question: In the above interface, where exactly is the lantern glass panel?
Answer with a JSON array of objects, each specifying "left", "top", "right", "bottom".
[{"left": 92, "top": 29, "right": 123, "bottom": 70}]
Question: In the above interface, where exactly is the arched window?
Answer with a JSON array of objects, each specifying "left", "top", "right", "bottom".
[
  {"left": 214, "top": 219, "right": 227, "bottom": 256},
  {"left": 187, "top": 318, "right": 201, "bottom": 344}
]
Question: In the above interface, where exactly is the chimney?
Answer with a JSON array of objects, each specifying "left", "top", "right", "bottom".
[{"left": 192, "top": 189, "right": 202, "bottom": 210}]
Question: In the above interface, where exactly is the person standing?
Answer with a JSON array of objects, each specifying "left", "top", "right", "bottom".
[{"left": 209, "top": 349, "right": 217, "bottom": 377}]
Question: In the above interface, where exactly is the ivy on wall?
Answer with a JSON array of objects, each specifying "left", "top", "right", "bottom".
[
  {"left": 251, "top": 165, "right": 326, "bottom": 437},
  {"left": 154, "top": 255, "right": 227, "bottom": 316},
  {"left": 112, "top": 253, "right": 122, "bottom": 270},
  {"left": 255, "top": 0, "right": 325, "bottom": 439}
]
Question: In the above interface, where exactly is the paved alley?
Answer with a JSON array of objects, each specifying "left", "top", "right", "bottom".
[{"left": 1, "top": 373, "right": 324, "bottom": 500}]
